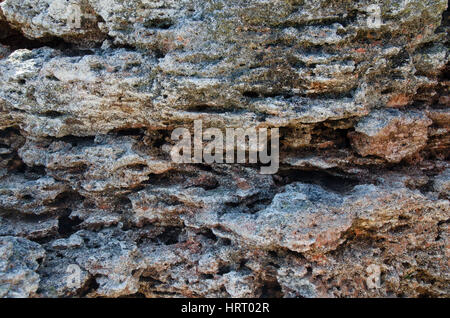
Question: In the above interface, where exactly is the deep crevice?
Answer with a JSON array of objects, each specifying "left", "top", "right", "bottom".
[{"left": 274, "top": 168, "right": 360, "bottom": 194}]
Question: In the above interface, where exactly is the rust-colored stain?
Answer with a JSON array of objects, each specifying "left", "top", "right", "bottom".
[{"left": 387, "top": 94, "right": 410, "bottom": 107}]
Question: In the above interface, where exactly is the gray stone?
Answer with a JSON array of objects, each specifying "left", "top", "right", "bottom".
[
  {"left": 0, "top": 0, "right": 448, "bottom": 298},
  {"left": 0, "top": 236, "right": 45, "bottom": 298},
  {"left": 349, "top": 109, "right": 433, "bottom": 162}
]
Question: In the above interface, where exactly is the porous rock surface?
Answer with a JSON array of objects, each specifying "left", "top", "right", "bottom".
[{"left": 0, "top": 0, "right": 449, "bottom": 298}]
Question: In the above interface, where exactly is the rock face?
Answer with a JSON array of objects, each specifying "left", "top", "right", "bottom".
[
  {"left": 349, "top": 109, "right": 433, "bottom": 162},
  {"left": 0, "top": 0, "right": 449, "bottom": 298},
  {"left": 0, "top": 236, "right": 45, "bottom": 297}
]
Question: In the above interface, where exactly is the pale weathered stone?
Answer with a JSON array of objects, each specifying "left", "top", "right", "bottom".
[
  {"left": 0, "top": 0, "right": 106, "bottom": 45},
  {"left": 0, "top": 236, "right": 45, "bottom": 297},
  {"left": 349, "top": 109, "right": 433, "bottom": 163},
  {"left": 0, "top": 0, "right": 448, "bottom": 298},
  {"left": 434, "top": 168, "right": 450, "bottom": 198}
]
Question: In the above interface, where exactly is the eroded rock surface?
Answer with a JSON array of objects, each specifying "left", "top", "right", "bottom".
[
  {"left": 0, "top": 0, "right": 449, "bottom": 298},
  {"left": 349, "top": 109, "right": 433, "bottom": 162},
  {"left": 0, "top": 236, "right": 45, "bottom": 297}
]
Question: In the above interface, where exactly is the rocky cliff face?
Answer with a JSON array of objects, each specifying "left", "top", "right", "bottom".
[{"left": 0, "top": 0, "right": 449, "bottom": 298}]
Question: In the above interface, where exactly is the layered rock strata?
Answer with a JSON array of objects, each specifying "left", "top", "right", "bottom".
[{"left": 0, "top": 0, "right": 449, "bottom": 297}]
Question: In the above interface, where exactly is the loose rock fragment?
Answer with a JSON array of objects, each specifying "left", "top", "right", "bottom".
[{"left": 349, "top": 109, "right": 433, "bottom": 162}]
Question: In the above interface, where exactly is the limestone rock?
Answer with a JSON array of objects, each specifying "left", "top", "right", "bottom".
[
  {"left": 0, "top": 0, "right": 106, "bottom": 46},
  {"left": 0, "top": 216, "right": 58, "bottom": 239},
  {"left": 0, "top": 236, "right": 45, "bottom": 297},
  {"left": 0, "top": 0, "right": 448, "bottom": 298},
  {"left": 0, "top": 174, "right": 70, "bottom": 215},
  {"left": 216, "top": 183, "right": 353, "bottom": 254},
  {"left": 349, "top": 109, "right": 433, "bottom": 162},
  {"left": 434, "top": 168, "right": 450, "bottom": 198}
]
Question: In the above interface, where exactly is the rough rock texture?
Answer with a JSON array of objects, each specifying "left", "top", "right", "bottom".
[
  {"left": 0, "top": 0, "right": 449, "bottom": 298},
  {"left": 0, "top": 236, "right": 45, "bottom": 297},
  {"left": 349, "top": 109, "right": 433, "bottom": 162}
]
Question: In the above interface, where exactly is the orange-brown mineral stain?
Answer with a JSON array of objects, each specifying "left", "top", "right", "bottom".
[
  {"left": 234, "top": 177, "right": 251, "bottom": 190},
  {"left": 387, "top": 94, "right": 410, "bottom": 108}
]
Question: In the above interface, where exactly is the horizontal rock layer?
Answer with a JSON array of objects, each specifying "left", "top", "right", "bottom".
[{"left": 0, "top": 0, "right": 449, "bottom": 297}]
